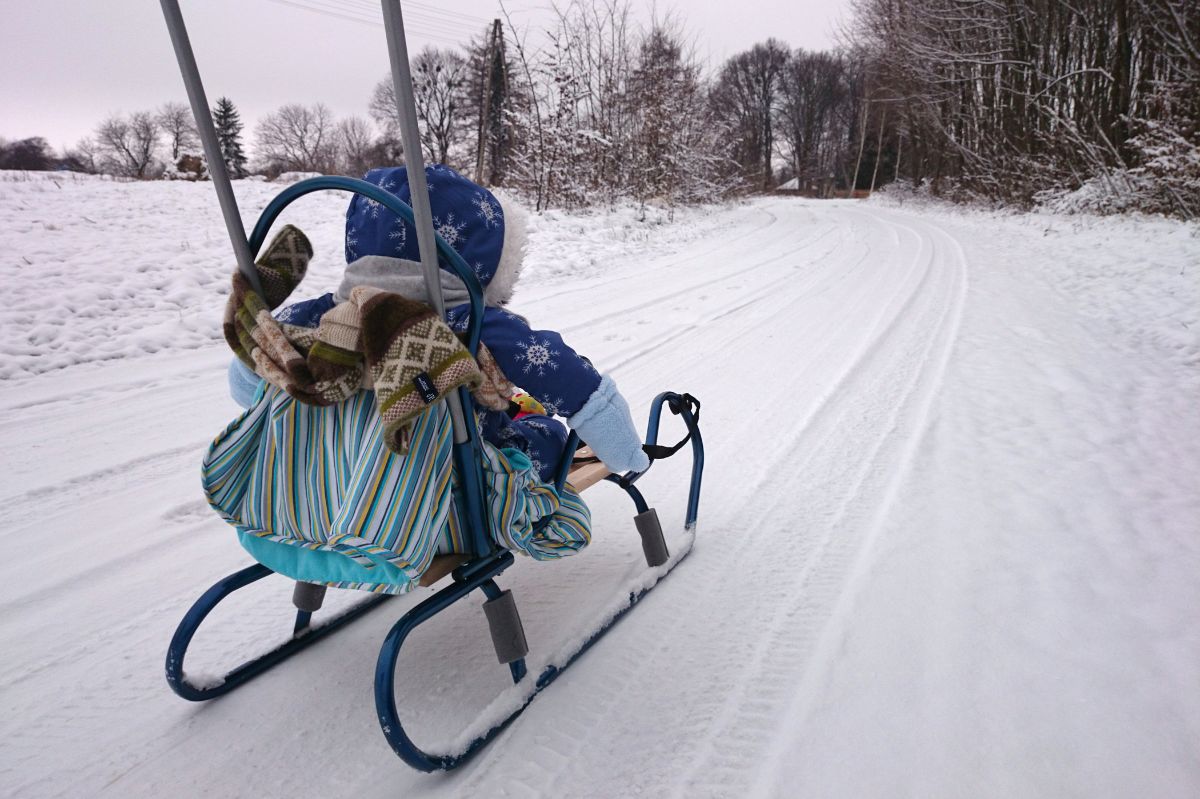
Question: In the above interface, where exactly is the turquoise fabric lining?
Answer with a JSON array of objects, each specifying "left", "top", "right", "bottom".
[
  {"left": 500, "top": 447, "right": 532, "bottom": 472},
  {"left": 237, "top": 528, "right": 416, "bottom": 592}
]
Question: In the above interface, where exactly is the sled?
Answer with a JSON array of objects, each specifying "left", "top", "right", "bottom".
[{"left": 159, "top": 0, "right": 704, "bottom": 772}]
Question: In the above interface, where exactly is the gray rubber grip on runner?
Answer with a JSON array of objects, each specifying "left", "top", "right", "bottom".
[
  {"left": 635, "top": 508, "right": 669, "bottom": 567},
  {"left": 292, "top": 581, "right": 327, "bottom": 613},
  {"left": 483, "top": 589, "right": 529, "bottom": 664}
]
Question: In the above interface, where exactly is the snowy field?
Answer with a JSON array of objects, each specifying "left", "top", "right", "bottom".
[{"left": 1, "top": 171, "right": 1198, "bottom": 797}]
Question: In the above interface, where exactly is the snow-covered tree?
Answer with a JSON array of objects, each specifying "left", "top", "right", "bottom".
[{"left": 627, "top": 26, "right": 727, "bottom": 206}]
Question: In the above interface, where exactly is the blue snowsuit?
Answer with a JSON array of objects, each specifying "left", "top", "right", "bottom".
[{"left": 230, "top": 165, "right": 647, "bottom": 482}]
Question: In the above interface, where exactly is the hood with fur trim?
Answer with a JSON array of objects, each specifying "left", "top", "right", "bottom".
[{"left": 344, "top": 165, "right": 528, "bottom": 307}]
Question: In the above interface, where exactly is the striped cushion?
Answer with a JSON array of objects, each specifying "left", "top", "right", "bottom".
[{"left": 202, "top": 384, "right": 590, "bottom": 594}]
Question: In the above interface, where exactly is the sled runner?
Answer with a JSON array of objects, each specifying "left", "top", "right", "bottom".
[{"left": 160, "top": 0, "right": 704, "bottom": 772}]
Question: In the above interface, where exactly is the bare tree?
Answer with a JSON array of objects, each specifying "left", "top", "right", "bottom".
[
  {"left": 776, "top": 50, "right": 858, "bottom": 196},
  {"left": 156, "top": 102, "right": 198, "bottom": 163},
  {"left": 371, "top": 47, "right": 469, "bottom": 167},
  {"left": 336, "top": 116, "right": 375, "bottom": 176},
  {"left": 95, "top": 111, "right": 161, "bottom": 178},
  {"left": 254, "top": 103, "right": 337, "bottom": 176},
  {"left": 65, "top": 137, "right": 100, "bottom": 174},
  {"left": 711, "top": 40, "right": 790, "bottom": 190}
]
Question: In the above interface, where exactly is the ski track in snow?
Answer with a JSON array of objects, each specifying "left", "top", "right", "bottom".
[{"left": 1, "top": 175, "right": 1198, "bottom": 798}]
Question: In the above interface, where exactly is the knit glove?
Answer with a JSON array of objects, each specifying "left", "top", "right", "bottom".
[{"left": 567, "top": 375, "right": 649, "bottom": 473}]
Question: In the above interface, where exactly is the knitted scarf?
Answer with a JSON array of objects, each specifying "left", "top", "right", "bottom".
[{"left": 224, "top": 225, "right": 505, "bottom": 454}]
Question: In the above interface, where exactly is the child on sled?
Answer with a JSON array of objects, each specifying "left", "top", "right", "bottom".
[
  {"left": 217, "top": 165, "right": 648, "bottom": 583},
  {"left": 229, "top": 164, "right": 648, "bottom": 480}
]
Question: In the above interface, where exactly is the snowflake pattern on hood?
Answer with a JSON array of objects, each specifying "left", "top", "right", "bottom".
[{"left": 344, "top": 165, "right": 527, "bottom": 306}]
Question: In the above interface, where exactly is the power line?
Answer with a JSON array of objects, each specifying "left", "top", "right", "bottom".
[
  {"left": 335, "top": 0, "right": 489, "bottom": 34},
  {"left": 347, "top": 0, "right": 489, "bottom": 26},
  {"left": 264, "top": 0, "right": 472, "bottom": 47}
]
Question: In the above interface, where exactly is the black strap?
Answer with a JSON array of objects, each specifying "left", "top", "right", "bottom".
[
  {"left": 570, "top": 393, "right": 700, "bottom": 467},
  {"left": 642, "top": 393, "right": 700, "bottom": 461}
]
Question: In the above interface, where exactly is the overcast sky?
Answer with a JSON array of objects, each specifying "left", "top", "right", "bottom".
[{"left": 1, "top": 0, "right": 851, "bottom": 152}]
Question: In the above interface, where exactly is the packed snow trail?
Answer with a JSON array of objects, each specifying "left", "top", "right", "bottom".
[{"left": 1, "top": 176, "right": 1197, "bottom": 798}]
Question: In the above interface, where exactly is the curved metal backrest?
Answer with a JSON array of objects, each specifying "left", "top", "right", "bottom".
[{"left": 249, "top": 176, "right": 496, "bottom": 560}]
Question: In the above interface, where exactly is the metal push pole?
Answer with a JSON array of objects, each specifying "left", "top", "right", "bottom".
[
  {"left": 379, "top": 0, "right": 471, "bottom": 443},
  {"left": 158, "top": 0, "right": 264, "bottom": 297}
]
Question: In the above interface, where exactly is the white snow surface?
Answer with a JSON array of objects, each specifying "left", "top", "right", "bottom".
[{"left": 1, "top": 171, "right": 1198, "bottom": 797}]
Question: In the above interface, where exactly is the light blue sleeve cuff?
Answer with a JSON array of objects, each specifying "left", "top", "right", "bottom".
[
  {"left": 567, "top": 375, "right": 649, "bottom": 473},
  {"left": 228, "top": 358, "right": 264, "bottom": 409}
]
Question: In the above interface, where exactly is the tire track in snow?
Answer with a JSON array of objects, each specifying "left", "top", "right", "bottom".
[
  {"left": 470, "top": 203, "right": 961, "bottom": 798},
  {"left": 600, "top": 226, "right": 864, "bottom": 372},
  {"left": 659, "top": 211, "right": 949, "bottom": 796},
  {"left": 578, "top": 209, "right": 882, "bottom": 397},
  {"left": 445, "top": 206, "right": 879, "bottom": 799},
  {"left": 0, "top": 441, "right": 205, "bottom": 516},
  {"left": 518, "top": 204, "right": 785, "bottom": 309},
  {"left": 746, "top": 214, "right": 968, "bottom": 797},
  {"left": 451, "top": 205, "right": 933, "bottom": 797},
  {"left": 670, "top": 209, "right": 968, "bottom": 798},
  {"left": 550, "top": 217, "right": 843, "bottom": 338}
]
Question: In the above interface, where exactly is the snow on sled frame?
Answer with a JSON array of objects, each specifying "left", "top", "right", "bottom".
[{"left": 159, "top": 0, "right": 705, "bottom": 773}]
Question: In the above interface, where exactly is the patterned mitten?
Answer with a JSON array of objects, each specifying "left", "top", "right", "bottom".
[{"left": 223, "top": 224, "right": 313, "bottom": 367}]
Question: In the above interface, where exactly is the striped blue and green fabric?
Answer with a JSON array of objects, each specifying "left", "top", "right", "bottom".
[
  {"left": 202, "top": 385, "right": 590, "bottom": 594},
  {"left": 450, "top": 444, "right": 590, "bottom": 559}
]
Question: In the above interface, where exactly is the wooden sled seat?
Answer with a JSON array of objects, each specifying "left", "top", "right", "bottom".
[
  {"left": 564, "top": 446, "right": 612, "bottom": 492},
  {"left": 419, "top": 554, "right": 466, "bottom": 586}
]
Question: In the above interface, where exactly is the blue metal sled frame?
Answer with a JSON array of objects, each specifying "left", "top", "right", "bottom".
[{"left": 165, "top": 177, "right": 705, "bottom": 771}]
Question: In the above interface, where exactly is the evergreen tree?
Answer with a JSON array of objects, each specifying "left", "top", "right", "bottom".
[{"left": 212, "top": 96, "right": 248, "bottom": 178}]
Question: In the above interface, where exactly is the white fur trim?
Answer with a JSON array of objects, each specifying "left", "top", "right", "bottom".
[{"left": 486, "top": 189, "right": 528, "bottom": 307}]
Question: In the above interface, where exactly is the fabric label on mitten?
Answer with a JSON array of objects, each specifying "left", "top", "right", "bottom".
[{"left": 413, "top": 372, "right": 438, "bottom": 403}]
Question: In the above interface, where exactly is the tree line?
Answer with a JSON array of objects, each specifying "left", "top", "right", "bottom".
[
  {"left": 4, "top": 0, "right": 1194, "bottom": 217},
  {"left": 847, "top": 0, "right": 1199, "bottom": 216}
]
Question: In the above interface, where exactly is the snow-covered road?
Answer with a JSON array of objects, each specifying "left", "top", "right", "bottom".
[{"left": 2, "top": 175, "right": 1197, "bottom": 797}]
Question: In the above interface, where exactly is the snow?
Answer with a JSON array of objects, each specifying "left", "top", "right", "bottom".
[{"left": 1, "top": 172, "right": 1198, "bottom": 797}]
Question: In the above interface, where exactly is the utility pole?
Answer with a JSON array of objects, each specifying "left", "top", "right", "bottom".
[
  {"left": 851, "top": 99, "right": 868, "bottom": 196},
  {"left": 869, "top": 104, "right": 888, "bottom": 194},
  {"left": 475, "top": 19, "right": 501, "bottom": 185}
]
